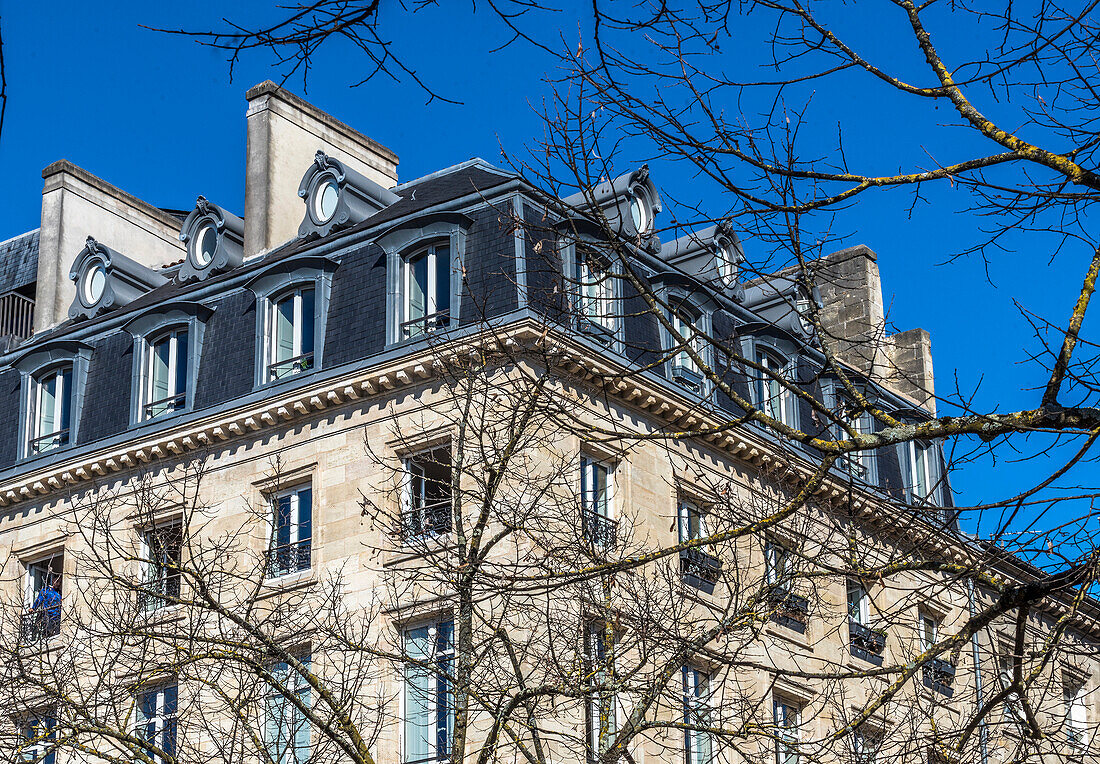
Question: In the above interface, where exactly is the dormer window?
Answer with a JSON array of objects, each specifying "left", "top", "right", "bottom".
[
  {"left": 402, "top": 243, "right": 451, "bottom": 339},
  {"left": 143, "top": 328, "right": 189, "bottom": 420},
  {"left": 267, "top": 286, "right": 316, "bottom": 382},
  {"left": 297, "top": 150, "right": 400, "bottom": 239},
  {"left": 575, "top": 246, "right": 616, "bottom": 338},
  {"left": 313, "top": 178, "right": 340, "bottom": 223},
  {"left": 901, "top": 439, "right": 941, "bottom": 506},
  {"left": 670, "top": 307, "right": 704, "bottom": 391},
  {"left": 68, "top": 237, "right": 167, "bottom": 321},
  {"left": 179, "top": 197, "right": 245, "bottom": 282},
  {"left": 754, "top": 348, "right": 795, "bottom": 427},
  {"left": 715, "top": 239, "right": 737, "bottom": 284},
  {"left": 29, "top": 365, "right": 72, "bottom": 455},
  {"left": 80, "top": 262, "right": 106, "bottom": 306},
  {"left": 191, "top": 223, "right": 217, "bottom": 269},
  {"left": 630, "top": 187, "right": 652, "bottom": 235}
]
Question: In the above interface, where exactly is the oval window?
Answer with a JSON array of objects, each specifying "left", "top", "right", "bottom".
[
  {"left": 630, "top": 188, "right": 650, "bottom": 234},
  {"left": 192, "top": 223, "right": 217, "bottom": 268},
  {"left": 313, "top": 179, "right": 340, "bottom": 223},
  {"left": 82, "top": 263, "right": 106, "bottom": 306}
]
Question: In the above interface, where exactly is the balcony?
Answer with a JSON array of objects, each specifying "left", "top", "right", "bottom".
[
  {"left": 137, "top": 574, "right": 182, "bottom": 613},
  {"left": 581, "top": 508, "right": 618, "bottom": 551},
  {"left": 402, "top": 310, "right": 451, "bottom": 340},
  {"left": 144, "top": 392, "right": 187, "bottom": 420},
  {"left": 849, "top": 619, "right": 887, "bottom": 664},
  {"left": 401, "top": 501, "right": 453, "bottom": 540},
  {"left": 266, "top": 538, "right": 312, "bottom": 578},
  {"left": 576, "top": 316, "right": 615, "bottom": 345},
  {"left": 28, "top": 429, "right": 69, "bottom": 456},
  {"left": 268, "top": 352, "right": 315, "bottom": 381},
  {"left": 680, "top": 548, "right": 722, "bottom": 593},
  {"left": 923, "top": 658, "right": 956, "bottom": 696},
  {"left": 20, "top": 607, "right": 61, "bottom": 644},
  {"left": 767, "top": 588, "right": 810, "bottom": 633},
  {"left": 671, "top": 364, "right": 704, "bottom": 392},
  {"left": 0, "top": 291, "right": 34, "bottom": 350}
]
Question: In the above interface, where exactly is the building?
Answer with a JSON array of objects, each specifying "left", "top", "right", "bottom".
[{"left": 0, "top": 82, "right": 1095, "bottom": 764}]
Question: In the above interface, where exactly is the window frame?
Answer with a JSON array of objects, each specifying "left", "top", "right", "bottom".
[
  {"left": 400, "top": 241, "right": 453, "bottom": 340},
  {"left": 1064, "top": 675, "right": 1089, "bottom": 749},
  {"left": 124, "top": 302, "right": 212, "bottom": 426},
  {"left": 264, "top": 652, "right": 312, "bottom": 764},
  {"left": 266, "top": 484, "right": 313, "bottom": 579},
  {"left": 402, "top": 618, "right": 455, "bottom": 764},
  {"left": 580, "top": 455, "right": 617, "bottom": 551},
  {"left": 20, "top": 712, "right": 56, "bottom": 764},
  {"left": 135, "top": 681, "right": 178, "bottom": 764},
  {"left": 773, "top": 696, "right": 802, "bottom": 764},
  {"left": 401, "top": 445, "right": 454, "bottom": 541},
  {"left": 14, "top": 341, "right": 92, "bottom": 462},
  {"left": 140, "top": 523, "right": 183, "bottom": 613},
  {"left": 682, "top": 664, "right": 713, "bottom": 764},
  {"left": 264, "top": 284, "right": 317, "bottom": 384},
  {"left": 23, "top": 551, "right": 64, "bottom": 643},
  {"left": 584, "top": 619, "right": 618, "bottom": 764},
  {"left": 901, "top": 439, "right": 942, "bottom": 507},
  {"left": 750, "top": 343, "right": 797, "bottom": 428},
  {"left": 824, "top": 382, "right": 879, "bottom": 486},
  {"left": 245, "top": 257, "right": 337, "bottom": 390},
  {"left": 564, "top": 239, "right": 621, "bottom": 346},
  {"left": 847, "top": 579, "right": 871, "bottom": 626}
]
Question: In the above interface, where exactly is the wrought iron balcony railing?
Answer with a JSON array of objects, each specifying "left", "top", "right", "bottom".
[
  {"left": 581, "top": 508, "right": 618, "bottom": 551},
  {"left": 402, "top": 311, "right": 451, "bottom": 340},
  {"left": 268, "top": 352, "right": 315, "bottom": 381},
  {"left": 20, "top": 607, "right": 61, "bottom": 643},
  {"left": 28, "top": 429, "right": 69, "bottom": 456},
  {"left": 266, "top": 538, "right": 312, "bottom": 578},
  {"left": 680, "top": 548, "right": 722, "bottom": 592},
  {"left": 137, "top": 574, "right": 182, "bottom": 612},
  {"left": 144, "top": 392, "right": 187, "bottom": 420},
  {"left": 401, "top": 501, "right": 453, "bottom": 540},
  {"left": 923, "top": 658, "right": 956, "bottom": 696},
  {"left": 767, "top": 587, "right": 810, "bottom": 632}
]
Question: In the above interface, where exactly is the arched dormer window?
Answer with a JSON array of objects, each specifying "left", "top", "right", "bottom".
[
  {"left": 377, "top": 213, "right": 471, "bottom": 346},
  {"left": 568, "top": 241, "right": 618, "bottom": 344},
  {"left": 823, "top": 381, "right": 878, "bottom": 485},
  {"left": 246, "top": 256, "right": 338, "bottom": 387},
  {"left": 668, "top": 303, "right": 707, "bottom": 392},
  {"left": 123, "top": 302, "right": 213, "bottom": 424},
  {"left": 753, "top": 345, "right": 796, "bottom": 427},
  {"left": 178, "top": 196, "right": 244, "bottom": 283},
  {"left": 13, "top": 341, "right": 92, "bottom": 460},
  {"left": 900, "top": 438, "right": 943, "bottom": 507}
]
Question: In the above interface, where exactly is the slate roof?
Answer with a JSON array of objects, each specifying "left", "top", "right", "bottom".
[{"left": 0, "top": 229, "right": 39, "bottom": 295}]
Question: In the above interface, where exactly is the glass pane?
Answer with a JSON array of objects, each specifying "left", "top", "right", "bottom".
[
  {"left": 410, "top": 254, "right": 428, "bottom": 321},
  {"left": 174, "top": 331, "right": 189, "bottom": 400},
  {"left": 275, "top": 495, "right": 293, "bottom": 548},
  {"left": 151, "top": 338, "right": 172, "bottom": 403},
  {"left": 434, "top": 246, "right": 451, "bottom": 320},
  {"left": 299, "top": 289, "right": 315, "bottom": 359},
  {"left": 405, "top": 626, "right": 434, "bottom": 762},
  {"left": 275, "top": 297, "right": 295, "bottom": 364},
  {"left": 297, "top": 488, "right": 312, "bottom": 544}
]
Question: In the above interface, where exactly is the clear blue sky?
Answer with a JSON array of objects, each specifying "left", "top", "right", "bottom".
[{"left": 0, "top": 2, "right": 1093, "bottom": 535}]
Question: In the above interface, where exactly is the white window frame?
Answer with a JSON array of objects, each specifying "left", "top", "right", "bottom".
[
  {"left": 678, "top": 501, "right": 707, "bottom": 544},
  {"left": 402, "top": 619, "right": 455, "bottom": 764},
  {"left": 846, "top": 580, "right": 871, "bottom": 626},
  {"left": 581, "top": 456, "right": 616, "bottom": 550},
  {"left": 851, "top": 727, "right": 882, "bottom": 764},
  {"left": 902, "top": 440, "right": 936, "bottom": 505},
  {"left": 1065, "top": 677, "right": 1089, "bottom": 749},
  {"left": 754, "top": 349, "right": 794, "bottom": 427},
  {"left": 683, "top": 665, "right": 713, "bottom": 764},
  {"left": 143, "top": 328, "right": 189, "bottom": 421},
  {"left": 918, "top": 611, "right": 939, "bottom": 651},
  {"left": 267, "top": 485, "right": 313, "bottom": 578},
  {"left": 585, "top": 620, "right": 618, "bottom": 764},
  {"left": 265, "top": 286, "right": 316, "bottom": 383},
  {"left": 265, "top": 653, "right": 312, "bottom": 764},
  {"left": 29, "top": 365, "right": 72, "bottom": 456},
  {"left": 135, "top": 682, "right": 178, "bottom": 764},
  {"left": 765, "top": 541, "right": 790, "bottom": 588},
  {"left": 773, "top": 697, "right": 801, "bottom": 764},
  {"left": 997, "top": 649, "right": 1025, "bottom": 724},
  {"left": 402, "top": 243, "right": 451, "bottom": 339},
  {"left": 671, "top": 308, "right": 701, "bottom": 375},
  {"left": 575, "top": 247, "right": 616, "bottom": 332}
]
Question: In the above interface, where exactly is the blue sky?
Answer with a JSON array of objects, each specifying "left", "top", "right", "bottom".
[{"left": 0, "top": 2, "right": 1093, "bottom": 536}]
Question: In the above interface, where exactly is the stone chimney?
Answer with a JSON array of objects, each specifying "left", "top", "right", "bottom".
[
  {"left": 35, "top": 161, "right": 185, "bottom": 333},
  {"left": 243, "top": 81, "right": 399, "bottom": 257},
  {"left": 814, "top": 244, "right": 935, "bottom": 413}
]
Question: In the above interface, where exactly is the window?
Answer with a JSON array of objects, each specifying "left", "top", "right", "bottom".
[
  {"left": 679, "top": 501, "right": 706, "bottom": 544},
  {"left": 23, "top": 554, "right": 63, "bottom": 642},
  {"left": 402, "top": 243, "right": 451, "bottom": 339},
  {"left": 670, "top": 308, "right": 704, "bottom": 390},
  {"left": 715, "top": 239, "right": 737, "bottom": 284},
  {"left": 765, "top": 542, "right": 790, "bottom": 588},
  {"left": 683, "top": 666, "right": 713, "bottom": 764},
  {"left": 136, "top": 683, "right": 177, "bottom": 764},
  {"left": 266, "top": 286, "right": 316, "bottom": 382},
  {"left": 29, "top": 365, "right": 72, "bottom": 455},
  {"left": 754, "top": 350, "right": 794, "bottom": 427},
  {"left": 585, "top": 621, "right": 617, "bottom": 764},
  {"left": 402, "top": 447, "right": 453, "bottom": 540},
  {"left": 265, "top": 654, "right": 312, "bottom": 764},
  {"left": 143, "top": 328, "right": 189, "bottom": 420},
  {"left": 997, "top": 651, "right": 1024, "bottom": 723},
  {"left": 679, "top": 501, "right": 721, "bottom": 590},
  {"left": 20, "top": 714, "right": 55, "bottom": 764},
  {"left": 140, "top": 525, "right": 182, "bottom": 612},
  {"left": 847, "top": 580, "right": 870, "bottom": 626},
  {"left": 1065, "top": 678, "right": 1088, "bottom": 749},
  {"left": 773, "top": 698, "right": 801, "bottom": 764},
  {"left": 575, "top": 247, "right": 615, "bottom": 336},
  {"left": 828, "top": 389, "right": 877, "bottom": 484},
  {"left": 630, "top": 186, "right": 653, "bottom": 235},
  {"left": 901, "top": 440, "right": 939, "bottom": 505},
  {"left": 581, "top": 457, "right": 616, "bottom": 550},
  {"left": 404, "top": 620, "right": 454, "bottom": 764},
  {"left": 918, "top": 612, "right": 939, "bottom": 651},
  {"left": 851, "top": 728, "right": 882, "bottom": 764},
  {"left": 268, "top": 485, "right": 312, "bottom": 578}
]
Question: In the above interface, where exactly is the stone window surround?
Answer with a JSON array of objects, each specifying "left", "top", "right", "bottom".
[
  {"left": 379, "top": 213, "right": 471, "bottom": 348},
  {"left": 14, "top": 340, "right": 93, "bottom": 462},
  {"left": 123, "top": 302, "right": 214, "bottom": 427},
  {"left": 245, "top": 255, "right": 339, "bottom": 390}
]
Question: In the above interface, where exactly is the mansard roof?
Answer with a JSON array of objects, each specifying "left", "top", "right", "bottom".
[{"left": 0, "top": 229, "right": 39, "bottom": 295}]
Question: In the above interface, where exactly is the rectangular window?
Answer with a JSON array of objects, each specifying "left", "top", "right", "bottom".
[
  {"left": 403, "top": 244, "right": 451, "bottom": 339},
  {"left": 265, "top": 654, "right": 311, "bottom": 764},
  {"left": 997, "top": 651, "right": 1024, "bottom": 723},
  {"left": 144, "top": 329, "right": 189, "bottom": 419},
  {"left": 1065, "top": 678, "right": 1088, "bottom": 749},
  {"left": 581, "top": 457, "right": 616, "bottom": 550},
  {"left": 585, "top": 621, "right": 617, "bottom": 764},
  {"left": 141, "top": 524, "right": 183, "bottom": 612},
  {"left": 29, "top": 365, "right": 72, "bottom": 455},
  {"left": 918, "top": 612, "right": 939, "bottom": 651},
  {"left": 575, "top": 248, "right": 615, "bottom": 336},
  {"left": 678, "top": 501, "right": 706, "bottom": 543},
  {"left": 902, "top": 440, "right": 939, "bottom": 505},
  {"left": 671, "top": 309, "right": 704, "bottom": 390},
  {"left": 267, "top": 287, "right": 315, "bottom": 381},
  {"left": 21, "top": 714, "right": 55, "bottom": 764},
  {"left": 23, "top": 554, "right": 63, "bottom": 642},
  {"left": 851, "top": 728, "right": 882, "bottom": 764},
  {"left": 683, "top": 666, "right": 713, "bottom": 764},
  {"left": 773, "top": 698, "right": 801, "bottom": 764},
  {"left": 754, "top": 351, "right": 792, "bottom": 427},
  {"left": 404, "top": 620, "right": 454, "bottom": 764},
  {"left": 765, "top": 541, "right": 789, "bottom": 588},
  {"left": 847, "top": 580, "right": 870, "bottom": 626},
  {"left": 402, "top": 447, "right": 453, "bottom": 540},
  {"left": 268, "top": 485, "right": 312, "bottom": 578},
  {"left": 828, "top": 389, "right": 877, "bottom": 484},
  {"left": 136, "top": 683, "right": 178, "bottom": 764}
]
